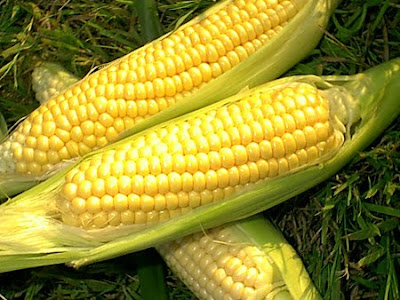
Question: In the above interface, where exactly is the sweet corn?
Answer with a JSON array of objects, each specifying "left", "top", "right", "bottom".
[
  {"left": 57, "top": 80, "right": 345, "bottom": 229},
  {"left": 158, "top": 215, "right": 321, "bottom": 300},
  {"left": 1, "top": 57, "right": 398, "bottom": 273},
  {"left": 0, "top": 0, "right": 341, "bottom": 185}
]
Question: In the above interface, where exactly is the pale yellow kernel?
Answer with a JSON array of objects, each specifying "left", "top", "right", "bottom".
[
  {"left": 25, "top": 136, "right": 36, "bottom": 149},
  {"left": 212, "top": 168, "right": 228, "bottom": 189},
  {"left": 27, "top": 162, "right": 42, "bottom": 174},
  {"left": 268, "top": 158, "right": 279, "bottom": 177},
  {"left": 13, "top": 146, "right": 23, "bottom": 161},
  {"left": 303, "top": 126, "right": 318, "bottom": 147},
  {"left": 239, "top": 164, "right": 251, "bottom": 184},
  {"left": 177, "top": 191, "right": 189, "bottom": 208},
  {"left": 29, "top": 123, "right": 43, "bottom": 138},
  {"left": 15, "top": 161, "right": 27, "bottom": 173},
  {"left": 278, "top": 157, "right": 289, "bottom": 174},
  {"left": 200, "top": 189, "right": 213, "bottom": 205},
  {"left": 105, "top": 127, "right": 119, "bottom": 142},
  {"left": 271, "top": 136, "right": 285, "bottom": 158},
  {"left": 85, "top": 196, "right": 102, "bottom": 214},
  {"left": 195, "top": 152, "right": 209, "bottom": 172},
  {"left": 178, "top": 172, "right": 192, "bottom": 192},
  {"left": 133, "top": 211, "right": 146, "bottom": 224},
  {"left": 226, "top": 28, "right": 241, "bottom": 47},
  {"left": 191, "top": 171, "right": 207, "bottom": 192},
  {"left": 58, "top": 147, "right": 70, "bottom": 160},
  {"left": 164, "top": 192, "right": 178, "bottom": 210},
  {"left": 112, "top": 194, "right": 127, "bottom": 212},
  {"left": 228, "top": 166, "right": 239, "bottom": 187},
  {"left": 236, "top": 45, "right": 249, "bottom": 61},
  {"left": 226, "top": 50, "right": 240, "bottom": 67},
  {"left": 254, "top": 272, "right": 273, "bottom": 290},
  {"left": 314, "top": 122, "right": 329, "bottom": 142},
  {"left": 141, "top": 194, "right": 154, "bottom": 212},
  {"left": 245, "top": 142, "right": 260, "bottom": 161},
  {"left": 117, "top": 117, "right": 131, "bottom": 132},
  {"left": 256, "top": 159, "right": 269, "bottom": 179},
  {"left": 112, "top": 118, "right": 125, "bottom": 133},
  {"left": 41, "top": 121, "right": 56, "bottom": 137},
  {"left": 71, "top": 197, "right": 87, "bottom": 214},
  {"left": 306, "top": 145, "right": 319, "bottom": 162},
  {"left": 63, "top": 182, "right": 78, "bottom": 200},
  {"left": 179, "top": 71, "right": 193, "bottom": 91},
  {"left": 248, "top": 162, "right": 259, "bottom": 182},
  {"left": 34, "top": 150, "right": 48, "bottom": 165},
  {"left": 186, "top": 191, "right": 200, "bottom": 209},
  {"left": 112, "top": 205, "right": 131, "bottom": 224},
  {"left": 123, "top": 195, "right": 139, "bottom": 213},
  {"left": 168, "top": 172, "right": 182, "bottom": 193},
  {"left": 287, "top": 153, "right": 300, "bottom": 169},
  {"left": 46, "top": 150, "right": 60, "bottom": 165},
  {"left": 22, "top": 147, "right": 35, "bottom": 162},
  {"left": 106, "top": 211, "right": 120, "bottom": 226},
  {"left": 98, "top": 112, "right": 114, "bottom": 128},
  {"left": 218, "top": 56, "right": 232, "bottom": 72}
]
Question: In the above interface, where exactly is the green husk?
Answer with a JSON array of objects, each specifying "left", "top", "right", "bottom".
[
  {"left": 0, "top": 58, "right": 399, "bottom": 273},
  {"left": 0, "top": 0, "right": 341, "bottom": 198}
]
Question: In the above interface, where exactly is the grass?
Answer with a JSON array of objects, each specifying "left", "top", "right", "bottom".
[{"left": 0, "top": 0, "right": 400, "bottom": 299}]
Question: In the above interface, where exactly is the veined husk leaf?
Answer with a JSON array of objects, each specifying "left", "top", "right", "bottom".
[
  {"left": 0, "top": 0, "right": 341, "bottom": 198},
  {"left": 0, "top": 58, "right": 399, "bottom": 273}
]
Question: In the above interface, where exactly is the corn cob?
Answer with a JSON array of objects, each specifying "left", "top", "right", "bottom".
[
  {"left": 157, "top": 214, "right": 321, "bottom": 300},
  {"left": 1, "top": 58, "right": 399, "bottom": 273},
  {"left": 58, "top": 79, "right": 345, "bottom": 229},
  {"left": 27, "top": 63, "right": 320, "bottom": 300},
  {"left": 0, "top": 0, "right": 341, "bottom": 197}
]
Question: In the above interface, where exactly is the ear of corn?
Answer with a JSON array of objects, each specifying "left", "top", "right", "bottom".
[
  {"left": 0, "top": 58, "right": 399, "bottom": 272},
  {"left": 158, "top": 214, "right": 321, "bottom": 300},
  {"left": 0, "top": 0, "right": 341, "bottom": 198}
]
